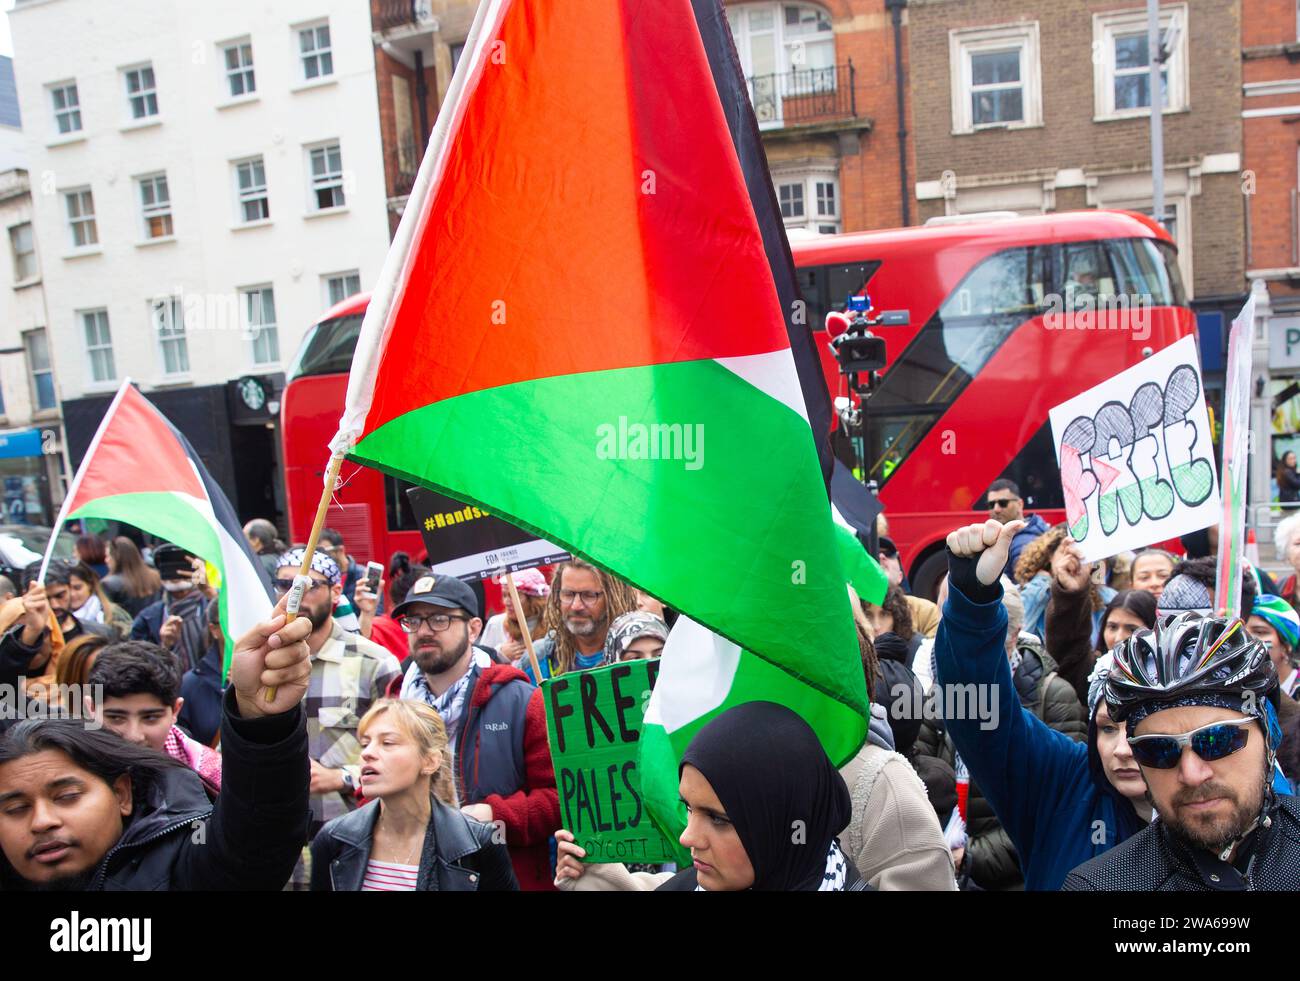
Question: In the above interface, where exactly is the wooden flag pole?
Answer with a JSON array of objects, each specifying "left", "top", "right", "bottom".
[
  {"left": 503, "top": 571, "right": 545, "bottom": 685},
  {"left": 266, "top": 453, "right": 345, "bottom": 702}
]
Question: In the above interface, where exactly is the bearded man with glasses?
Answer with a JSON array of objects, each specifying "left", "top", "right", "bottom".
[
  {"left": 391, "top": 572, "right": 560, "bottom": 891},
  {"left": 274, "top": 547, "right": 401, "bottom": 889},
  {"left": 525, "top": 559, "right": 639, "bottom": 682}
]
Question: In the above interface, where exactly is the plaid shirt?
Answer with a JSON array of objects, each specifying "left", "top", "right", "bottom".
[{"left": 289, "top": 620, "right": 401, "bottom": 889}]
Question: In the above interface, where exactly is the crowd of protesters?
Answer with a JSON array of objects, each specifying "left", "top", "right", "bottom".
[{"left": 1, "top": 489, "right": 1298, "bottom": 893}]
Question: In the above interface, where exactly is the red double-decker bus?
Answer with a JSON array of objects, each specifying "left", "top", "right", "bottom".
[{"left": 282, "top": 209, "right": 1193, "bottom": 600}]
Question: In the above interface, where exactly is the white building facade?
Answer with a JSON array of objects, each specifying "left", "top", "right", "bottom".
[{"left": 9, "top": 0, "right": 391, "bottom": 523}]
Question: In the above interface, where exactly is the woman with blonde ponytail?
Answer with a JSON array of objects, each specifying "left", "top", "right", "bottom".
[{"left": 309, "top": 699, "right": 518, "bottom": 891}]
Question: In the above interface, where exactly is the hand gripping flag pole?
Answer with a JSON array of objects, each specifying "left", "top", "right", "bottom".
[{"left": 265, "top": 452, "right": 345, "bottom": 702}]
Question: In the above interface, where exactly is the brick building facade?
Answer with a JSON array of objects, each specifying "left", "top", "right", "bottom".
[
  {"left": 906, "top": 0, "right": 1246, "bottom": 399},
  {"left": 370, "top": 0, "right": 479, "bottom": 237},
  {"left": 370, "top": 1, "right": 914, "bottom": 238},
  {"left": 724, "top": 0, "right": 915, "bottom": 233},
  {"left": 1243, "top": 0, "right": 1300, "bottom": 312}
]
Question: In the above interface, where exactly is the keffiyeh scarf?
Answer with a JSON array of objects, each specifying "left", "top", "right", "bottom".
[
  {"left": 400, "top": 647, "right": 493, "bottom": 745},
  {"left": 693, "top": 840, "right": 850, "bottom": 892}
]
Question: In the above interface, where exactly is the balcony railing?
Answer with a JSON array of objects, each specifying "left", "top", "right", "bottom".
[
  {"left": 747, "top": 61, "right": 856, "bottom": 129},
  {"left": 374, "top": 0, "right": 435, "bottom": 33},
  {"left": 393, "top": 135, "right": 421, "bottom": 198}
]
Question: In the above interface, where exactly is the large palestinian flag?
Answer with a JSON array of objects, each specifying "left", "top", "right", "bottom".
[
  {"left": 332, "top": 0, "right": 868, "bottom": 845},
  {"left": 44, "top": 381, "right": 273, "bottom": 672}
]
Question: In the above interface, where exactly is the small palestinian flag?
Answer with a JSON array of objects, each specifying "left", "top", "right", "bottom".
[{"left": 43, "top": 381, "right": 273, "bottom": 673}]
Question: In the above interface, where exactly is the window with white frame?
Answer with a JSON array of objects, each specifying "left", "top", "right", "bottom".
[
  {"left": 323, "top": 270, "right": 361, "bottom": 308},
  {"left": 10, "top": 223, "right": 36, "bottom": 282},
  {"left": 949, "top": 23, "right": 1042, "bottom": 133},
  {"left": 223, "top": 39, "right": 256, "bottom": 98},
  {"left": 241, "top": 286, "right": 279, "bottom": 364},
  {"left": 64, "top": 188, "right": 97, "bottom": 249},
  {"left": 123, "top": 64, "right": 159, "bottom": 119},
  {"left": 151, "top": 296, "right": 190, "bottom": 375},
  {"left": 49, "top": 81, "right": 81, "bottom": 134},
  {"left": 1093, "top": 5, "right": 1188, "bottom": 119},
  {"left": 24, "top": 329, "right": 56, "bottom": 411},
  {"left": 307, "top": 142, "right": 345, "bottom": 211},
  {"left": 726, "top": 3, "right": 837, "bottom": 126},
  {"left": 726, "top": 4, "right": 835, "bottom": 77},
  {"left": 298, "top": 22, "right": 333, "bottom": 80},
  {"left": 774, "top": 171, "right": 840, "bottom": 234},
  {"left": 234, "top": 157, "right": 270, "bottom": 222},
  {"left": 81, "top": 309, "right": 116, "bottom": 383},
  {"left": 138, "top": 174, "right": 173, "bottom": 239}
]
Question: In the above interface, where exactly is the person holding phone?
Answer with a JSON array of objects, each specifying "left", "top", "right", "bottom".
[{"left": 128, "top": 544, "right": 211, "bottom": 674}]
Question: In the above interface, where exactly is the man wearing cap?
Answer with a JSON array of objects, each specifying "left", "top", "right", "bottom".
[
  {"left": 1249, "top": 595, "right": 1300, "bottom": 700},
  {"left": 393, "top": 573, "right": 560, "bottom": 890},
  {"left": 275, "top": 547, "right": 401, "bottom": 890}
]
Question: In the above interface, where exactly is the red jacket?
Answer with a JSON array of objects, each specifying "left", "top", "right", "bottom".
[
  {"left": 458, "top": 663, "right": 559, "bottom": 891},
  {"left": 368, "top": 614, "right": 409, "bottom": 665}
]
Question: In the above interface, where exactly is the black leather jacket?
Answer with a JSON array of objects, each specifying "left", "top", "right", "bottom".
[
  {"left": 1063, "top": 795, "right": 1300, "bottom": 891},
  {"left": 0, "top": 690, "right": 309, "bottom": 890},
  {"left": 310, "top": 797, "right": 519, "bottom": 891}
]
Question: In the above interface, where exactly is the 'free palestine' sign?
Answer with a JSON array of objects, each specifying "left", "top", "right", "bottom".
[{"left": 543, "top": 659, "right": 676, "bottom": 864}]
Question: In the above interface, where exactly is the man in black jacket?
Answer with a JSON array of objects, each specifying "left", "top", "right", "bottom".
[
  {"left": 1063, "top": 613, "right": 1300, "bottom": 891},
  {"left": 0, "top": 593, "right": 311, "bottom": 890}
]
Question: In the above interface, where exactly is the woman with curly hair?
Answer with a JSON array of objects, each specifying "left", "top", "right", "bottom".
[
  {"left": 1014, "top": 523, "right": 1113, "bottom": 644},
  {"left": 524, "top": 558, "right": 638, "bottom": 681},
  {"left": 863, "top": 584, "right": 922, "bottom": 660}
]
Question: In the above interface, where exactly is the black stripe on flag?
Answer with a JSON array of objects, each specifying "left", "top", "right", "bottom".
[
  {"left": 153, "top": 407, "right": 274, "bottom": 599},
  {"left": 688, "top": 0, "right": 835, "bottom": 496}
]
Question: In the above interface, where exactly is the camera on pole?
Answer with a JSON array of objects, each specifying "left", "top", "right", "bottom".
[{"left": 826, "top": 293, "right": 909, "bottom": 399}]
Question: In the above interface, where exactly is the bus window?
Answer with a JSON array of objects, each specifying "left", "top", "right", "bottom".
[
  {"left": 385, "top": 475, "right": 422, "bottom": 531},
  {"left": 861, "top": 245, "right": 1049, "bottom": 484},
  {"left": 937, "top": 245, "right": 1049, "bottom": 380},
  {"left": 990, "top": 421, "right": 1065, "bottom": 511},
  {"left": 796, "top": 260, "right": 881, "bottom": 329},
  {"left": 1106, "top": 237, "right": 1188, "bottom": 307},
  {"left": 1061, "top": 240, "right": 1119, "bottom": 310},
  {"left": 285, "top": 313, "right": 364, "bottom": 381}
]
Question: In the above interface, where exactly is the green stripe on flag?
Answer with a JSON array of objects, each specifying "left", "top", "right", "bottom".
[
  {"left": 70, "top": 491, "right": 234, "bottom": 674},
  {"left": 835, "top": 523, "right": 888, "bottom": 604},
  {"left": 351, "top": 358, "right": 865, "bottom": 717}
]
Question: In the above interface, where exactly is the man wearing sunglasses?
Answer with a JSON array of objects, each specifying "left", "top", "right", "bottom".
[
  {"left": 391, "top": 573, "right": 560, "bottom": 891},
  {"left": 983, "top": 479, "right": 1049, "bottom": 580},
  {"left": 274, "top": 547, "right": 401, "bottom": 889},
  {"left": 1062, "top": 613, "right": 1300, "bottom": 890}
]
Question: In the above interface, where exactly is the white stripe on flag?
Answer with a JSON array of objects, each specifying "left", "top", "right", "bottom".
[{"left": 644, "top": 616, "right": 740, "bottom": 735}]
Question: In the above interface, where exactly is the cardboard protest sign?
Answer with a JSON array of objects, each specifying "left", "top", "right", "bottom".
[
  {"left": 407, "top": 486, "right": 569, "bottom": 581},
  {"left": 543, "top": 659, "right": 677, "bottom": 864},
  {"left": 1049, "top": 334, "right": 1220, "bottom": 563},
  {"left": 1214, "top": 296, "right": 1255, "bottom": 618}
]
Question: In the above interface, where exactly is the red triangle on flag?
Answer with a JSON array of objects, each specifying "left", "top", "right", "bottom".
[{"left": 65, "top": 384, "right": 206, "bottom": 514}]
